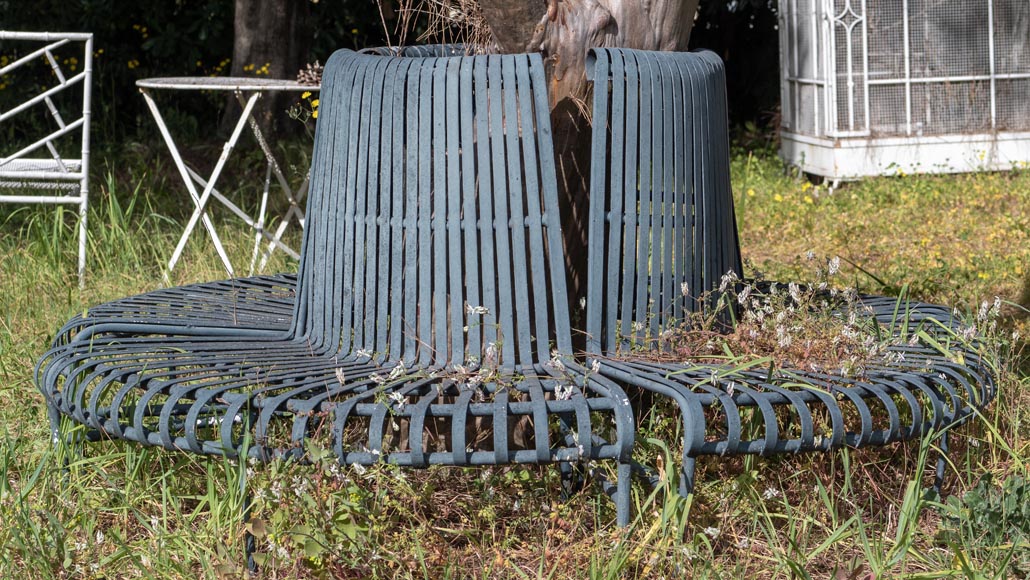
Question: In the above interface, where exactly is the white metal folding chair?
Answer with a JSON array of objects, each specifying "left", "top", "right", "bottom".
[{"left": 0, "top": 31, "right": 93, "bottom": 287}]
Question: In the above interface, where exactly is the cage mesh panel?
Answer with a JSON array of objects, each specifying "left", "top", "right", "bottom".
[
  {"left": 785, "top": 0, "right": 1030, "bottom": 139},
  {"left": 996, "top": 78, "right": 1030, "bottom": 132},
  {"left": 868, "top": 85, "right": 906, "bottom": 136},
  {"left": 994, "top": 1, "right": 1030, "bottom": 75},
  {"left": 866, "top": 2, "right": 904, "bottom": 84},
  {"left": 909, "top": 1, "right": 989, "bottom": 79},
  {"left": 920, "top": 81, "right": 992, "bottom": 135}
]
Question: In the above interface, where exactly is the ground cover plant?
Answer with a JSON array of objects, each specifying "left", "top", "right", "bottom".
[{"left": 1, "top": 141, "right": 1028, "bottom": 578}]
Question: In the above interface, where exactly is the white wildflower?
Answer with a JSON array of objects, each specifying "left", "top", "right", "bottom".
[
  {"left": 788, "top": 282, "right": 802, "bottom": 302},
  {"left": 388, "top": 391, "right": 406, "bottom": 410},
  {"left": 703, "top": 526, "right": 720, "bottom": 539},
  {"left": 547, "top": 350, "right": 566, "bottom": 372},
  {"left": 805, "top": 250, "right": 815, "bottom": 261},
  {"left": 484, "top": 342, "right": 498, "bottom": 367},
  {"left": 736, "top": 537, "right": 751, "bottom": 550},
  {"left": 591, "top": 359, "right": 602, "bottom": 373},
  {"left": 555, "top": 384, "right": 575, "bottom": 400},
  {"left": 356, "top": 348, "right": 373, "bottom": 358},
  {"left": 465, "top": 303, "right": 490, "bottom": 316},
  {"left": 388, "top": 362, "right": 406, "bottom": 380},
  {"left": 977, "top": 300, "right": 990, "bottom": 322},
  {"left": 369, "top": 373, "right": 387, "bottom": 385},
  {"left": 719, "top": 270, "right": 739, "bottom": 292},
  {"left": 681, "top": 281, "right": 690, "bottom": 297},
  {"left": 828, "top": 256, "right": 841, "bottom": 275},
  {"left": 335, "top": 367, "right": 346, "bottom": 384},
  {"left": 777, "top": 326, "right": 793, "bottom": 348},
  {"left": 762, "top": 487, "right": 781, "bottom": 500},
  {"left": 737, "top": 284, "right": 752, "bottom": 305}
]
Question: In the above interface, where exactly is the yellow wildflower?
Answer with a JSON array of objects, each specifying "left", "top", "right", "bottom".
[
  {"left": 746, "top": 188, "right": 755, "bottom": 197},
  {"left": 774, "top": 193, "right": 783, "bottom": 202},
  {"left": 301, "top": 91, "right": 311, "bottom": 99}
]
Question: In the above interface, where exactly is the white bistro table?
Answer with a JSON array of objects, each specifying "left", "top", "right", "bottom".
[{"left": 136, "top": 76, "right": 318, "bottom": 280}]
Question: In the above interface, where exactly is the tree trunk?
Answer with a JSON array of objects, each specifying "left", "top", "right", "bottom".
[
  {"left": 226, "top": 0, "right": 312, "bottom": 137},
  {"left": 477, "top": 0, "right": 699, "bottom": 330}
]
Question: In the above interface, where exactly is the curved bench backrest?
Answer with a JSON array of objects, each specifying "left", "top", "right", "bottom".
[
  {"left": 360, "top": 44, "right": 469, "bottom": 57},
  {"left": 584, "top": 48, "right": 743, "bottom": 355},
  {"left": 294, "top": 50, "right": 571, "bottom": 370}
]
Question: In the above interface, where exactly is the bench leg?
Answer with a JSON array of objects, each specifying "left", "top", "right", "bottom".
[
  {"left": 615, "top": 461, "right": 631, "bottom": 526},
  {"left": 560, "top": 461, "right": 584, "bottom": 498},
  {"left": 47, "top": 401, "right": 62, "bottom": 450},
  {"left": 933, "top": 431, "right": 950, "bottom": 497},
  {"left": 680, "top": 456, "right": 696, "bottom": 498},
  {"left": 240, "top": 467, "right": 257, "bottom": 574}
]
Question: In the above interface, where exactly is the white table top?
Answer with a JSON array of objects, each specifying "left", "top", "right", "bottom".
[{"left": 136, "top": 76, "right": 320, "bottom": 92}]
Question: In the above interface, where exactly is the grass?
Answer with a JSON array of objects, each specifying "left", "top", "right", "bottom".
[{"left": 1, "top": 140, "right": 1028, "bottom": 578}]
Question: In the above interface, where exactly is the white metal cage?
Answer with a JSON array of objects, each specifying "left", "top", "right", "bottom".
[
  {"left": 0, "top": 31, "right": 93, "bottom": 286},
  {"left": 778, "top": 0, "right": 1030, "bottom": 180}
]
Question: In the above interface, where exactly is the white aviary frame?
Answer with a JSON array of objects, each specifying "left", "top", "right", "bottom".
[{"left": 778, "top": 0, "right": 1030, "bottom": 182}]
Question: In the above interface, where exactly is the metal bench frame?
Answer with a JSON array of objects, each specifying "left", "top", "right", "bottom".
[
  {"left": 37, "top": 48, "right": 635, "bottom": 524},
  {"left": 0, "top": 31, "right": 93, "bottom": 287},
  {"left": 35, "top": 44, "right": 995, "bottom": 539},
  {"left": 583, "top": 48, "right": 995, "bottom": 496}
]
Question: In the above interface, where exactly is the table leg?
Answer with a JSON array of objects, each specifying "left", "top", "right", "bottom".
[
  {"left": 250, "top": 163, "right": 273, "bottom": 275},
  {"left": 235, "top": 92, "right": 306, "bottom": 271},
  {"left": 183, "top": 167, "right": 301, "bottom": 261},
  {"left": 140, "top": 88, "right": 237, "bottom": 281},
  {"left": 166, "top": 92, "right": 261, "bottom": 281}
]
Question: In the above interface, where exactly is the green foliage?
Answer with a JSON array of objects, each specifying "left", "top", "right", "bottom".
[
  {"left": 937, "top": 475, "right": 1030, "bottom": 577},
  {"left": 0, "top": 1, "right": 386, "bottom": 145}
]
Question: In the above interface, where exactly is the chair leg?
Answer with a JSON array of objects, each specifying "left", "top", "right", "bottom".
[
  {"left": 615, "top": 461, "right": 632, "bottom": 526},
  {"left": 77, "top": 196, "right": 87, "bottom": 289}
]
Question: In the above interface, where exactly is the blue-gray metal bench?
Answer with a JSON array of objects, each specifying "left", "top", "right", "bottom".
[
  {"left": 36, "top": 48, "right": 635, "bottom": 523},
  {"left": 583, "top": 47, "right": 995, "bottom": 496},
  {"left": 36, "top": 43, "right": 995, "bottom": 536}
]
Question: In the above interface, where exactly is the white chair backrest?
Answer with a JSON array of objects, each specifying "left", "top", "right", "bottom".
[{"left": 0, "top": 31, "right": 93, "bottom": 287}]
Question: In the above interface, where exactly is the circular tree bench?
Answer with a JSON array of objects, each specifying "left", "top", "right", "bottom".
[{"left": 36, "top": 45, "right": 994, "bottom": 536}]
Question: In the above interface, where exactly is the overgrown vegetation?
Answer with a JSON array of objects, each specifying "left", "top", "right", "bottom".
[{"left": 1, "top": 142, "right": 1028, "bottom": 578}]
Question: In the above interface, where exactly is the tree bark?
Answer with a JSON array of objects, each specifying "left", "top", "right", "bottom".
[
  {"left": 227, "top": 0, "right": 312, "bottom": 137},
  {"left": 476, "top": 0, "right": 698, "bottom": 328}
]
